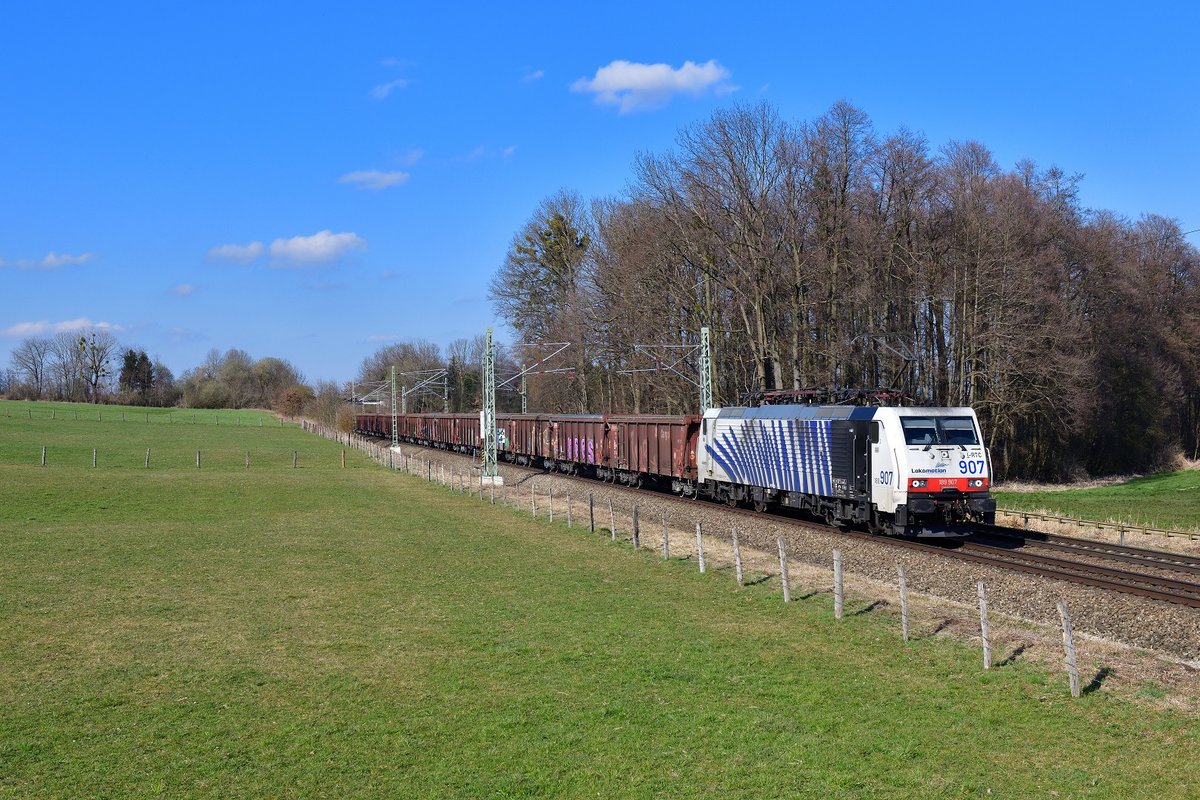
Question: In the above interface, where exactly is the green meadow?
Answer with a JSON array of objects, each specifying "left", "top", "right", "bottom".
[
  {"left": 1, "top": 399, "right": 1196, "bottom": 798},
  {"left": 996, "top": 470, "right": 1200, "bottom": 532}
]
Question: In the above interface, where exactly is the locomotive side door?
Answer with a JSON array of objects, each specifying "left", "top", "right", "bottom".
[{"left": 869, "top": 419, "right": 899, "bottom": 515}]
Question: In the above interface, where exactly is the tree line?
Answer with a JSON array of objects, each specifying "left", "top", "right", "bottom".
[
  {"left": 3, "top": 335, "right": 345, "bottom": 427},
  {"left": 489, "top": 101, "right": 1200, "bottom": 480},
  {"left": 2, "top": 329, "right": 178, "bottom": 406}
]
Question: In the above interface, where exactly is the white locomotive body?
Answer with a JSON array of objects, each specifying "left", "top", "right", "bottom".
[{"left": 696, "top": 404, "right": 995, "bottom": 536}]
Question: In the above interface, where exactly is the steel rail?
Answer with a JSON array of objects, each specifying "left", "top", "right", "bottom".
[{"left": 971, "top": 528, "right": 1200, "bottom": 578}]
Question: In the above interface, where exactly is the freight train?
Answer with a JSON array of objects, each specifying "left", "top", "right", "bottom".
[{"left": 355, "top": 401, "right": 996, "bottom": 537}]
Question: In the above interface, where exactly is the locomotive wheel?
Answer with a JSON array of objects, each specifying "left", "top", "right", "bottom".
[
  {"left": 752, "top": 499, "right": 767, "bottom": 513},
  {"left": 725, "top": 493, "right": 738, "bottom": 508}
]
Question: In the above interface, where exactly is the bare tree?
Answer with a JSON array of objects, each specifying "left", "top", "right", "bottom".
[
  {"left": 48, "top": 332, "right": 86, "bottom": 401},
  {"left": 78, "top": 329, "right": 119, "bottom": 403},
  {"left": 10, "top": 337, "right": 52, "bottom": 397},
  {"left": 490, "top": 190, "right": 598, "bottom": 411}
]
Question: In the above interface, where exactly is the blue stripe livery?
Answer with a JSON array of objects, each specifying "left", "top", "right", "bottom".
[{"left": 708, "top": 419, "right": 833, "bottom": 495}]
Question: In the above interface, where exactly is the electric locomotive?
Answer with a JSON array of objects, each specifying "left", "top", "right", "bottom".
[{"left": 696, "top": 403, "right": 995, "bottom": 536}]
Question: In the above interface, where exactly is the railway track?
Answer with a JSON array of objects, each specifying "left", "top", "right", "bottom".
[
  {"left": 686, "top": 496, "right": 1200, "bottom": 610},
  {"left": 970, "top": 527, "right": 1200, "bottom": 578},
  {"left": 382, "top": 439, "right": 1200, "bottom": 610}
]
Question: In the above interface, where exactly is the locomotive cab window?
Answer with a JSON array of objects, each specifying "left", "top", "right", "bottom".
[
  {"left": 940, "top": 417, "right": 979, "bottom": 445},
  {"left": 900, "top": 416, "right": 979, "bottom": 446},
  {"left": 869, "top": 421, "right": 880, "bottom": 444}
]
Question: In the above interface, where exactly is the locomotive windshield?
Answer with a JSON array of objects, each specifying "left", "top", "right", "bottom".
[{"left": 900, "top": 416, "right": 980, "bottom": 446}]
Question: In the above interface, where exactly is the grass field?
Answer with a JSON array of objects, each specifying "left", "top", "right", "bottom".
[
  {"left": 1, "top": 400, "right": 1198, "bottom": 798},
  {"left": 996, "top": 470, "right": 1200, "bottom": 532}
]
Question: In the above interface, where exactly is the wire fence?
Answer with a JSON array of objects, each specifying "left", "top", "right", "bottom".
[
  {"left": 304, "top": 421, "right": 1092, "bottom": 697},
  {"left": 0, "top": 403, "right": 291, "bottom": 427}
]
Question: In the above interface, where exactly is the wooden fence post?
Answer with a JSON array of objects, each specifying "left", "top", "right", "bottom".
[
  {"left": 608, "top": 500, "right": 616, "bottom": 541},
  {"left": 974, "top": 582, "right": 993, "bottom": 671},
  {"left": 897, "top": 563, "right": 910, "bottom": 642},
  {"left": 566, "top": 495, "right": 572, "bottom": 527},
  {"left": 549, "top": 489, "right": 554, "bottom": 523},
  {"left": 1057, "top": 600, "right": 1081, "bottom": 697},
  {"left": 833, "top": 549, "right": 844, "bottom": 619},
  {"left": 632, "top": 505, "right": 640, "bottom": 548},
  {"left": 41, "top": 446, "right": 46, "bottom": 466},
  {"left": 695, "top": 523, "right": 706, "bottom": 573},
  {"left": 732, "top": 527, "right": 744, "bottom": 587},
  {"left": 246, "top": 450, "right": 250, "bottom": 469},
  {"left": 92, "top": 448, "right": 97, "bottom": 468},
  {"left": 978, "top": 581, "right": 992, "bottom": 670},
  {"left": 777, "top": 537, "right": 791, "bottom": 603},
  {"left": 532, "top": 487, "right": 538, "bottom": 517},
  {"left": 661, "top": 513, "right": 669, "bottom": 559},
  {"left": 589, "top": 493, "right": 595, "bottom": 533},
  {"left": 196, "top": 450, "right": 201, "bottom": 469},
  {"left": 145, "top": 448, "right": 151, "bottom": 468}
]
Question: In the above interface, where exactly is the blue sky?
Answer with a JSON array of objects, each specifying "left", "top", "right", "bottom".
[{"left": 3, "top": 1, "right": 1198, "bottom": 384}]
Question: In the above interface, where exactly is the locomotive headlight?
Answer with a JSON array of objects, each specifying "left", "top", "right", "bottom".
[
  {"left": 910, "top": 479, "right": 927, "bottom": 488},
  {"left": 968, "top": 478, "right": 986, "bottom": 488}
]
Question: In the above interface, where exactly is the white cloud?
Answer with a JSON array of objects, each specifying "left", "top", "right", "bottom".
[
  {"left": 168, "top": 283, "right": 196, "bottom": 296},
  {"left": 41, "top": 252, "right": 95, "bottom": 268},
  {"left": 371, "top": 78, "right": 410, "bottom": 99},
  {"left": 2, "top": 317, "right": 122, "bottom": 337},
  {"left": 523, "top": 68, "right": 545, "bottom": 82},
  {"left": 207, "top": 241, "right": 264, "bottom": 263},
  {"left": 269, "top": 230, "right": 366, "bottom": 264},
  {"left": 366, "top": 334, "right": 402, "bottom": 342},
  {"left": 502, "top": 145, "right": 517, "bottom": 158},
  {"left": 1, "top": 251, "right": 95, "bottom": 270},
  {"left": 572, "top": 59, "right": 735, "bottom": 113},
  {"left": 338, "top": 170, "right": 410, "bottom": 190}
]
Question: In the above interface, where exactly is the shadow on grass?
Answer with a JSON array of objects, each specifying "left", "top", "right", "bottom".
[
  {"left": 851, "top": 599, "right": 887, "bottom": 616},
  {"left": 1083, "top": 666, "right": 1114, "bottom": 695},
  {"left": 996, "top": 644, "right": 1027, "bottom": 667},
  {"left": 926, "top": 618, "right": 955, "bottom": 637}
]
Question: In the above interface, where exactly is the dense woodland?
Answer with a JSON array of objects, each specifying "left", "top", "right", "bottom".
[{"left": 488, "top": 101, "right": 1200, "bottom": 480}]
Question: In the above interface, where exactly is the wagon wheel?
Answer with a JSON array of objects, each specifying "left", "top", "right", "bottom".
[{"left": 725, "top": 493, "right": 738, "bottom": 508}]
